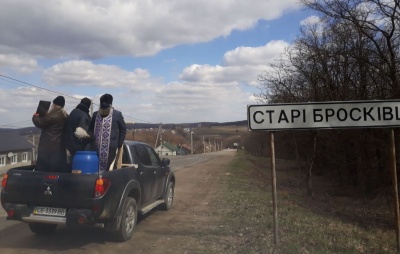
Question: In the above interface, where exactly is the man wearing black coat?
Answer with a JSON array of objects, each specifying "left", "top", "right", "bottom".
[
  {"left": 64, "top": 97, "right": 92, "bottom": 159},
  {"left": 89, "top": 94, "right": 126, "bottom": 172}
]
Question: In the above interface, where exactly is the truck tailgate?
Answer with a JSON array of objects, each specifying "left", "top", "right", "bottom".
[{"left": 3, "top": 169, "right": 99, "bottom": 209}]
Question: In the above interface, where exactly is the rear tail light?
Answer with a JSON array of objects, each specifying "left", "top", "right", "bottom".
[
  {"left": 44, "top": 174, "right": 59, "bottom": 181},
  {"left": 1, "top": 173, "right": 8, "bottom": 191},
  {"left": 7, "top": 209, "right": 15, "bottom": 218},
  {"left": 94, "top": 177, "right": 110, "bottom": 198}
]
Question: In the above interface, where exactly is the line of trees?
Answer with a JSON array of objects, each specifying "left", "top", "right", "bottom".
[{"left": 243, "top": 0, "right": 400, "bottom": 196}]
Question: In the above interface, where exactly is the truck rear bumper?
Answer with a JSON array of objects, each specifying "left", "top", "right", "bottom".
[
  {"left": 22, "top": 214, "right": 66, "bottom": 224},
  {"left": 3, "top": 203, "right": 98, "bottom": 226}
]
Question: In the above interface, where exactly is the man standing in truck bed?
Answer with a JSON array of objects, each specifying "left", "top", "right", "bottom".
[
  {"left": 64, "top": 97, "right": 92, "bottom": 160},
  {"left": 89, "top": 93, "right": 126, "bottom": 172},
  {"left": 32, "top": 95, "right": 69, "bottom": 173}
]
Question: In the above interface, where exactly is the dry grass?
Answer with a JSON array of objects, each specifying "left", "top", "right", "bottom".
[
  {"left": 210, "top": 151, "right": 397, "bottom": 253},
  {"left": 192, "top": 125, "right": 248, "bottom": 137}
]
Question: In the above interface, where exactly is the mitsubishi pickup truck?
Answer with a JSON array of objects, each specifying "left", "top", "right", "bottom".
[{"left": 0, "top": 141, "right": 175, "bottom": 241}]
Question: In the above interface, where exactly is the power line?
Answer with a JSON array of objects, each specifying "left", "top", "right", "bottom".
[
  {"left": 0, "top": 74, "right": 77, "bottom": 100},
  {"left": 0, "top": 74, "right": 157, "bottom": 127}
]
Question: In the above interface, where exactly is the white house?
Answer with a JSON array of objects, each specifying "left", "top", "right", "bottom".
[
  {"left": 0, "top": 131, "right": 36, "bottom": 172},
  {"left": 155, "top": 142, "right": 178, "bottom": 156}
]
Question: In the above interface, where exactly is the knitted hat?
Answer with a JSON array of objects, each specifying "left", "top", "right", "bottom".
[
  {"left": 100, "top": 93, "right": 113, "bottom": 109},
  {"left": 53, "top": 96, "right": 65, "bottom": 108},
  {"left": 80, "top": 97, "right": 91, "bottom": 108}
]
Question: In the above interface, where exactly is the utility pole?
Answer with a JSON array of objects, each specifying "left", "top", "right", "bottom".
[
  {"left": 203, "top": 136, "right": 205, "bottom": 154},
  {"left": 155, "top": 124, "right": 162, "bottom": 148},
  {"left": 160, "top": 133, "right": 163, "bottom": 156},
  {"left": 190, "top": 129, "right": 193, "bottom": 155}
]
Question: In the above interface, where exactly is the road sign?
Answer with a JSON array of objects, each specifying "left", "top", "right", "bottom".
[{"left": 248, "top": 100, "right": 400, "bottom": 131}]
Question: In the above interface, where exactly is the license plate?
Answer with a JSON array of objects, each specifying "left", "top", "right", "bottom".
[{"left": 33, "top": 207, "right": 66, "bottom": 217}]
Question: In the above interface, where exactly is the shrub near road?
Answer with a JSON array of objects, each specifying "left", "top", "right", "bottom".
[{"left": 216, "top": 151, "right": 396, "bottom": 253}]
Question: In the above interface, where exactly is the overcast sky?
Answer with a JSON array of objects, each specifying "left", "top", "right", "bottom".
[{"left": 0, "top": 0, "right": 313, "bottom": 128}]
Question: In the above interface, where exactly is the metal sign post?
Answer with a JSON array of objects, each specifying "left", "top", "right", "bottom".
[
  {"left": 270, "top": 131, "right": 278, "bottom": 245},
  {"left": 247, "top": 100, "right": 400, "bottom": 250},
  {"left": 390, "top": 129, "right": 400, "bottom": 251}
]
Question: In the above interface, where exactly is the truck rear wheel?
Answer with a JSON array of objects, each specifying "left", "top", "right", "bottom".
[
  {"left": 115, "top": 197, "right": 137, "bottom": 242},
  {"left": 28, "top": 223, "right": 57, "bottom": 235},
  {"left": 160, "top": 181, "right": 174, "bottom": 211}
]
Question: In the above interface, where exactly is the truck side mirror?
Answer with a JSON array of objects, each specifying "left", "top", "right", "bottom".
[{"left": 161, "top": 158, "right": 170, "bottom": 167}]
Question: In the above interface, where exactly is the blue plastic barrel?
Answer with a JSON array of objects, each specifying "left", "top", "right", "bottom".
[{"left": 72, "top": 151, "right": 99, "bottom": 174}]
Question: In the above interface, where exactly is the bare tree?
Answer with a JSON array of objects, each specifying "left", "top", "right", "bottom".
[
  {"left": 301, "top": 0, "right": 400, "bottom": 97},
  {"left": 249, "top": 0, "right": 400, "bottom": 195}
]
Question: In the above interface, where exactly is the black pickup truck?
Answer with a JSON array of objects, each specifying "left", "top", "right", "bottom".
[{"left": 0, "top": 141, "right": 175, "bottom": 241}]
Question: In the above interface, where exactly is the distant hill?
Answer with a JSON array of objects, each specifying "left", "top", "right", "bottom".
[
  {"left": 0, "top": 120, "right": 247, "bottom": 134},
  {"left": 126, "top": 120, "right": 247, "bottom": 130},
  {"left": 0, "top": 127, "right": 41, "bottom": 135}
]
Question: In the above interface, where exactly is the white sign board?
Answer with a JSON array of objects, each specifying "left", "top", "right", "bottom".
[{"left": 248, "top": 100, "right": 400, "bottom": 131}]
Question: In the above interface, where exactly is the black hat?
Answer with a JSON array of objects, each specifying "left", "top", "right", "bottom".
[
  {"left": 100, "top": 93, "right": 113, "bottom": 109},
  {"left": 80, "top": 97, "right": 91, "bottom": 108},
  {"left": 53, "top": 96, "right": 65, "bottom": 108}
]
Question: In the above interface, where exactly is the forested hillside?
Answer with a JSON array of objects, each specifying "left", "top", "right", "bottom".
[{"left": 242, "top": 0, "right": 400, "bottom": 196}]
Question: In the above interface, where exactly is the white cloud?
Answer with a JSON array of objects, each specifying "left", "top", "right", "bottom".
[
  {"left": 0, "top": 54, "right": 38, "bottom": 73},
  {"left": 43, "top": 60, "right": 155, "bottom": 92},
  {"left": 179, "top": 41, "right": 286, "bottom": 85},
  {"left": 0, "top": 0, "right": 301, "bottom": 58},
  {"left": 223, "top": 40, "right": 289, "bottom": 66},
  {"left": 0, "top": 1, "right": 305, "bottom": 125},
  {"left": 180, "top": 64, "right": 267, "bottom": 85},
  {"left": 0, "top": 86, "right": 58, "bottom": 127},
  {"left": 145, "top": 40, "right": 289, "bottom": 123},
  {"left": 300, "top": 15, "right": 320, "bottom": 26},
  {"left": 0, "top": 39, "right": 288, "bottom": 125},
  {"left": 126, "top": 81, "right": 254, "bottom": 123}
]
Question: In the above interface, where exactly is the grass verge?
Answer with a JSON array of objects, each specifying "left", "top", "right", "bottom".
[{"left": 212, "top": 151, "right": 397, "bottom": 253}]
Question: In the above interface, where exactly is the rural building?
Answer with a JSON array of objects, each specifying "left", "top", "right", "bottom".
[
  {"left": 177, "top": 144, "right": 191, "bottom": 155},
  {"left": 155, "top": 142, "right": 178, "bottom": 156},
  {"left": 0, "top": 131, "right": 36, "bottom": 171}
]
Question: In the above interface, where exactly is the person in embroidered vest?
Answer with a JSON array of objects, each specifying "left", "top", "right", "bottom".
[
  {"left": 89, "top": 93, "right": 126, "bottom": 172},
  {"left": 32, "top": 95, "right": 69, "bottom": 173},
  {"left": 64, "top": 97, "right": 92, "bottom": 160}
]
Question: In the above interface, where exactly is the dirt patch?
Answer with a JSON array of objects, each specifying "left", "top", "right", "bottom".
[{"left": 124, "top": 151, "right": 237, "bottom": 253}]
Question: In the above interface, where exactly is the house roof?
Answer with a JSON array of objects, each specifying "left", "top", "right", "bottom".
[
  {"left": 160, "top": 142, "right": 178, "bottom": 152},
  {"left": 179, "top": 146, "right": 191, "bottom": 153},
  {"left": 0, "top": 131, "right": 36, "bottom": 153}
]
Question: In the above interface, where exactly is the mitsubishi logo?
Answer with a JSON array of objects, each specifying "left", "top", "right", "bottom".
[{"left": 44, "top": 186, "right": 52, "bottom": 195}]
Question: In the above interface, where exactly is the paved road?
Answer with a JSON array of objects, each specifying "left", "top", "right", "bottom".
[
  {"left": 165, "top": 150, "right": 231, "bottom": 171},
  {"left": 0, "top": 150, "right": 236, "bottom": 253}
]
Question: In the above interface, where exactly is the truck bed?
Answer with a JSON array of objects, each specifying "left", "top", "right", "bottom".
[{"left": 3, "top": 165, "right": 99, "bottom": 209}]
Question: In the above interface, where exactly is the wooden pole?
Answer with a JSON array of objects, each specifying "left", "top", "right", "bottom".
[
  {"left": 390, "top": 129, "right": 400, "bottom": 251},
  {"left": 116, "top": 145, "right": 123, "bottom": 169},
  {"left": 270, "top": 131, "right": 278, "bottom": 245}
]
